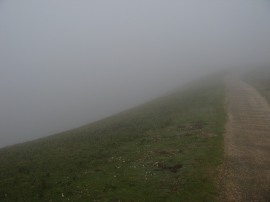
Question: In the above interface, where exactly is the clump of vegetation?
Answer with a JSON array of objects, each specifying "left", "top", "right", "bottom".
[{"left": 0, "top": 75, "right": 225, "bottom": 201}]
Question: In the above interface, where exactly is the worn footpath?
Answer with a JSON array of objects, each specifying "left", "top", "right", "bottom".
[{"left": 219, "top": 76, "right": 270, "bottom": 201}]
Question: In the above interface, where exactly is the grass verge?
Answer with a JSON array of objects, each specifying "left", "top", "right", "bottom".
[
  {"left": 244, "top": 67, "right": 270, "bottom": 103},
  {"left": 0, "top": 75, "right": 226, "bottom": 201}
]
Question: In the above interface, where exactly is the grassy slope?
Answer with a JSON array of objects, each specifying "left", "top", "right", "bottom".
[
  {"left": 244, "top": 67, "right": 270, "bottom": 103},
  {"left": 0, "top": 75, "right": 225, "bottom": 202}
]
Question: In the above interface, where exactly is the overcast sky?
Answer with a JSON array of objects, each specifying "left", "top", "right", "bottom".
[{"left": 0, "top": 0, "right": 270, "bottom": 148}]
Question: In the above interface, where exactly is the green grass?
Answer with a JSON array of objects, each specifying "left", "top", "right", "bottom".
[
  {"left": 243, "top": 67, "right": 270, "bottom": 103},
  {"left": 0, "top": 75, "right": 226, "bottom": 201}
]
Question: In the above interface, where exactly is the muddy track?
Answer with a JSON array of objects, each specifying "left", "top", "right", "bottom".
[{"left": 219, "top": 76, "right": 270, "bottom": 202}]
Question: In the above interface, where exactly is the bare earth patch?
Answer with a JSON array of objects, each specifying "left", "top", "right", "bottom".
[{"left": 219, "top": 76, "right": 270, "bottom": 201}]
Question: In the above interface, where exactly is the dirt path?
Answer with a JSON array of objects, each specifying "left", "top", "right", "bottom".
[{"left": 219, "top": 76, "right": 270, "bottom": 201}]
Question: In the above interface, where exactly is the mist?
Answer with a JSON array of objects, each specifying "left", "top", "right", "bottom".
[{"left": 0, "top": 0, "right": 270, "bottom": 148}]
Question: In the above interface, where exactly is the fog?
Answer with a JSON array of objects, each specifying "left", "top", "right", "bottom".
[{"left": 0, "top": 0, "right": 270, "bottom": 148}]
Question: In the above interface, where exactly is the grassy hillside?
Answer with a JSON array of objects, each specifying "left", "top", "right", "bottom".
[
  {"left": 0, "top": 75, "right": 226, "bottom": 202},
  {"left": 244, "top": 67, "right": 270, "bottom": 103}
]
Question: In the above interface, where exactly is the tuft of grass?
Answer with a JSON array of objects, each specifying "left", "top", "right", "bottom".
[{"left": 0, "top": 75, "right": 226, "bottom": 201}]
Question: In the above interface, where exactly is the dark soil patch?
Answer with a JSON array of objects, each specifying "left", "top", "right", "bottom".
[
  {"left": 178, "top": 122, "right": 206, "bottom": 131},
  {"left": 156, "top": 149, "right": 179, "bottom": 156},
  {"left": 153, "top": 162, "right": 182, "bottom": 173}
]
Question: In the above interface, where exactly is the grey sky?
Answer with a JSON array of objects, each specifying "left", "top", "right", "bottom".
[{"left": 0, "top": 0, "right": 270, "bottom": 147}]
